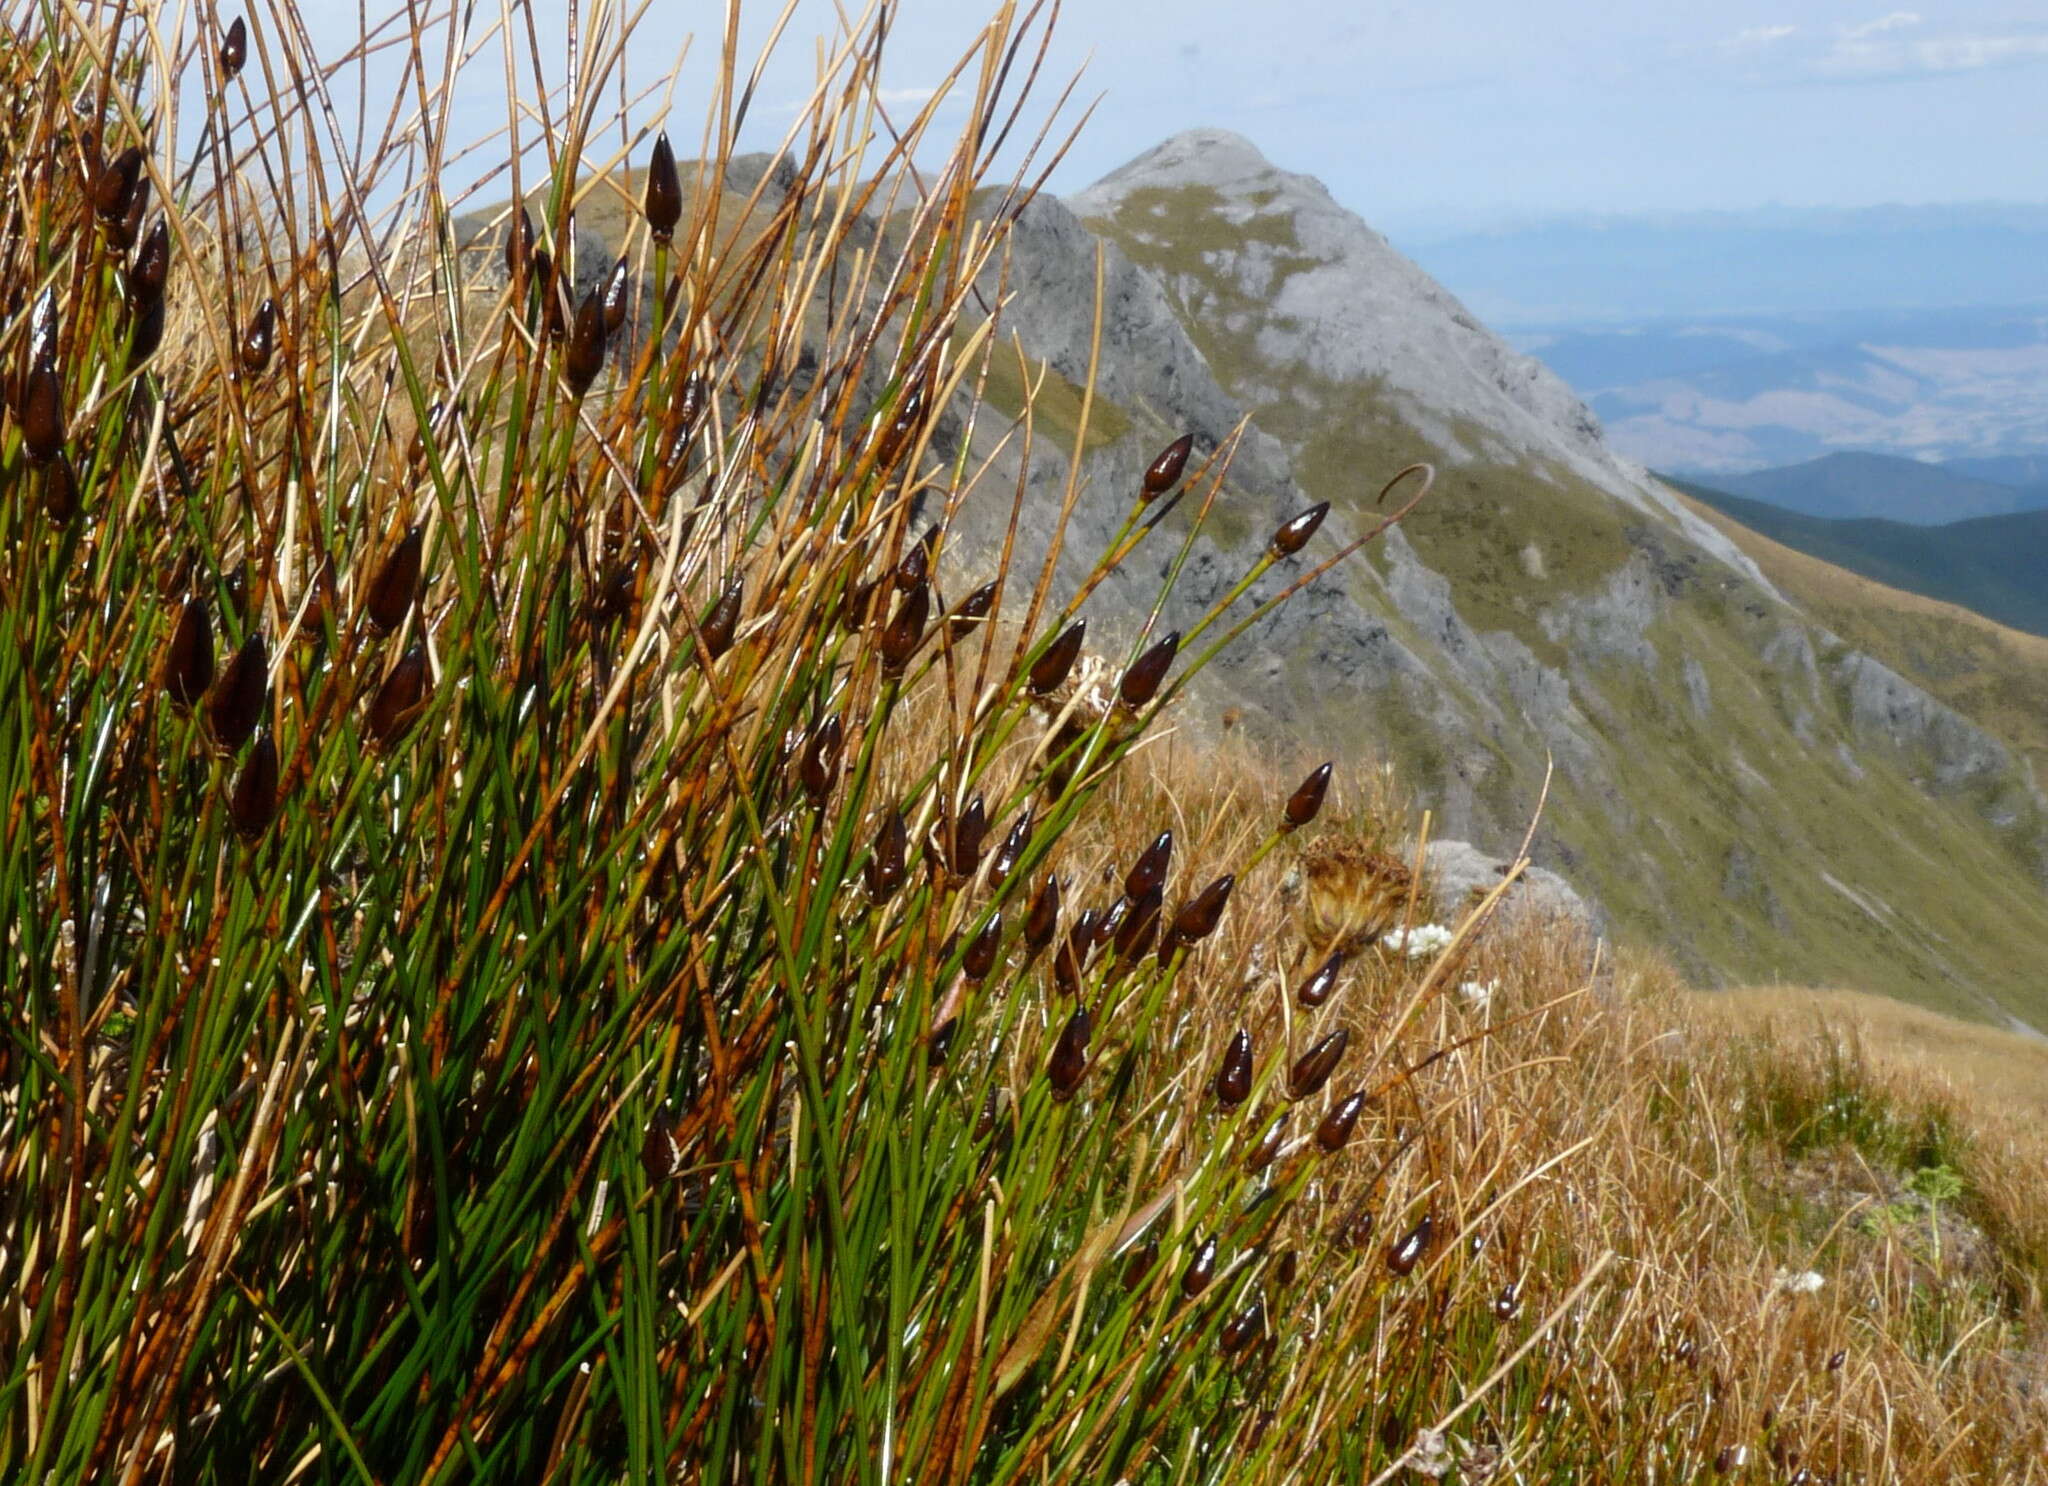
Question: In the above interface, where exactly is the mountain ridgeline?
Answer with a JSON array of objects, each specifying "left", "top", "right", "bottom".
[{"left": 940, "top": 130, "right": 2048, "bottom": 1026}]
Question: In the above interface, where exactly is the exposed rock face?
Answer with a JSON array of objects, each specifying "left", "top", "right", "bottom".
[{"left": 1421, "top": 839, "right": 1601, "bottom": 947}]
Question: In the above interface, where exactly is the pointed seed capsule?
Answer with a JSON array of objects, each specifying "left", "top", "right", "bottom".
[
  {"left": 896, "top": 523, "right": 939, "bottom": 589},
  {"left": 128, "top": 300, "right": 165, "bottom": 364},
  {"left": 991, "top": 811, "right": 1032, "bottom": 886},
  {"left": 240, "top": 297, "right": 276, "bottom": 376},
  {"left": 949, "top": 795, "right": 987, "bottom": 878},
  {"left": 92, "top": 146, "right": 145, "bottom": 226},
  {"left": 1492, "top": 1280, "right": 1520, "bottom": 1321},
  {"left": 798, "top": 714, "right": 843, "bottom": 805},
  {"left": 1316, "top": 1089, "right": 1366, "bottom": 1151},
  {"left": 644, "top": 132, "right": 683, "bottom": 242},
  {"left": 963, "top": 912, "right": 1003, "bottom": 981},
  {"left": 1168, "top": 874, "right": 1236, "bottom": 946},
  {"left": 1024, "top": 875, "right": 1061, "bottom": 951},
  {"left": 1246, "top": 1111, "right": 1286, "bottom": 1172},
  {"left": 866, "top": 809, "right": 908, "bottom": 902},
  {"left": 1052, "top": 928, "right": 1089, "bottom": 997},
  {"left": 28, "top": 288, "right": 59, "bottom": 370},
  {"left": 1715, "top": 1444, "right": 1747, "bottom": 1474},
  {"left": 1273, "top": 1249, "right": 1299, "bottom": 1288},
  {"left": 1113, "top": 886, "right": 1162, "bottom": 961},
  {"left": 601, "top": 253, "right": 631, "bottom": 336},
  {"left": 1285, "top": 761, "right": 1333, "bottom": 828},
  {"left": 1288, "top": 1028, "right": 1349, "bottom": 1099},
  {"left": 365, "top": 646, "right": 430, "bottom": 748},
  {"left": 1181, "top": 1235, "right": 1218, "bottom": 1297},
  {"left": 1219, "top": 1299, "right": 1263, "bottom": 1355},
  {"left": 127, "top": 216, "right": 170, "bottom": 305},
  {"left": 1270, "top": 501, "right": 1330, "bottom": 558},
  {"left": 1124, "top": 830, "right": 1173, "bottom": 900},
  {"left": 1117, "top": 631, "right": 1178, "bottom": 709},
  {"left": 229, "top": 734, "right": 279, "bottom": 842},
  {"left": 207, "top": 633, "right": 267, "bottom": 749},
  {"left": 564, "top": 286, "right": 607, "bottom": 394},
  {"left": 20, "top": 363, "right": 64, "bottom": 463},
  {"left": 641, "top": 1107, "right": 681, "bottom": 1183},
  {"left": 1141, "top": 433, "right": 1193, "bottom": 500},
  {"left": 1338, "top": 1206, "right": 1375, "bottom": 1249},
  {"left": 1213, "top": 1029, "right": 1252, "bottom": 1108},
  {"left": 1047, "top": 1006, "right": 1091, "bottom": 1098},
  {"left": 947, "top": 579, "right": 996, "bottom": 639},
  {"left": 363, "top": 525, "right": 423, "bottom": 634},
  {"left": 878, "top": 579, "right": 929, "bottom": 674},
  {"left": 115, "top": 173, "right": 151, "bottom": 251},
  {"left": 1122, "top": 1236, "right": 1158, "bottom": 1291},
  {"left": 42, "top": 454, "right": 77, "bottom": 522},
  {"left": 701, "top": 573, "right": 743, "bottom": 660},
  {"left": 1027, "top": 620, "right": 1086, "bottom": 697},
  {"left": 1297, "top": 950, "right": 1345, "bottom": 1007},
  {"left": 1386, "top": 1212, "right": 1433, "bottom": 1276},
  {"left": 219, "top": 16, "right": 248, "bottom": 77}
]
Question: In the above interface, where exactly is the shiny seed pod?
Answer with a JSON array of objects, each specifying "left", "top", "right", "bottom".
[
  {"left": 240, "top": 297, "right": 277, "bottom": 376},
  {"left": 841, "top": 575, "right": 879, "bottom": 634},
  {"left": 875, "top": 381, "right": 926, "bottom": 466},
  {"left": 1051, "top": 932, "right": 1088, "bottom": 998},
  {"left": 92, "top": 146, "right": 145, "bottom": 225},
  {"left": 1827, "top": 1349, "right": 1845, "bottom": 1372},
  {"left": 963, "top": 912, "right": 1003, "bottom": 980},
  {"left": 115, "top": 175, "right": 150, "bottom": 251},
  {"left": 1122, "top": 1236, "right": 1158, "bottom": 1291},
  {"left": 505, "top": 207, "right": 535, "bottom": 278},
  {"left": 207, "top": 633, "right": 268, "bottom": 749},
  {"left": 896, "top": 523, "right": 939, "bottom": 589},
  {"left": 19, "top": 362, "right": 64, "bottom": 463},
  {"left": 1046, "top": 1006, "right": 1091, "bottom": 1098},
  {"left": 1316, "top": 1089, "right": 1366, "bottom": 1151},
  {"left": 1112, "top": 886, "right": 1162, "bottom": 961},
  {"left": 1284, "top": 761, "right": 1333, "bottom": 828},
  {"left": 947, "top": 579, "right": 997, "bottom": 639},
  {"left": 363, "top": 525, "right": 423, "bottom": 634},
  {"left": 643, "top": 133, "right": 683, "bottom": 242},
  {"left": 701, "top": 574, "right": 743, "bottom": 660},
  {"left": 866, "top": 809, "right": 908, "bottom": 902},
  {"left": 42, "top": 454, "right": 77, "bottom": 522},
  {"left": 1024, "top": 875, "right": 1061, "bottom": 951},
  {"left": 1213, "top": 1029, "right": 1252, "bottom": 1108},
  {"left": 878, "top": 579, "right": 929, "bottom": 674},
  {"left": 219, "top": 16, "right": 248, "bottom": 77},
  {"left": 1296, "top": 950, "right": 1345, "bottom": 1008},
  {"left": 365, "top": 646, "right": 430, "bottom": 749},
  {"left": 1386, "top": 1212, "right": 1433, "bottom": 1276},
  {"left": 990, "top": 811, "right": 1032, "bottom": 886},
  {"left": 1492, "top": 1280, "right": 1520, "bottom": 1320},
  {"left": 1714, "top": 1444, "right": 1747, "bottom": 1474},
  {"left": 641, "top": 1107, "right": 681, "bottom": 1183},
  {"left": 1273, "top": 1249, "right": 1299, "bottom": 1288},
  {"left": 1124, "top": 831, "right": 1173, "bottom": 900},
  {"left": 128, "top": 300, "right": 165, "bottom": 364},
  {"left": 229, "top": 734, "right": 278, "bottom": 842},
  {"left": 564, "top": 286, "right": 607, "bottom": 394},
  {"left": 949, "top": 795, "right": 987, "bottom": 877},
  {"left": 1117, "top": 631, "right": 1178, "bottom": 709},
  {"left": 1219, "top": 1299, "right": 1263, "bottom": 1355},
  {"left": 601, "top": 254, "right": 631, "bottom": 335},
  {"left": 28, "top": 288, "right": 59, "bottom": 371},
  {"left": 1288, "top": 1029, "right": 1350, "bottom": 1099},
  {"left": 798, "top": 714, "right": 843, "bottom": 805},
  {"left": 1141, "top": 433, "right": 1194, "bottom": 500},
  {"left": 1338, "top": 1206, "right": 1375, "bottom": 1249},
  {"left": 1094, "top": 897, "right": 1129, "bottom": 951},
  {"left": 1245, "top": 1110, "right": 1287, "bottom": 1172},
  {"left": 1168, "top": 874, "right": 1236, "bottom": 947},
  {"left": 1027, "top": 620, "right": 1086, "bottom": 697},
  {"left": 126, "top": 216, "right": 170, "bottom": 305},
  {"left": 1181, "top": 1235, "right": 1218, "bottom": 1297},
  {"left": 1269, "top": 501, "right": 1329, "bottom": 558}
]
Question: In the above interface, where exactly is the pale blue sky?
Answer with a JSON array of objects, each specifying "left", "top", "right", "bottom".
[{"left": 295, "top": 1, "right": 2048, "bottom": 234}]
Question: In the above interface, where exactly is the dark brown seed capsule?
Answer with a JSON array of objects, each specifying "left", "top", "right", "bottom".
[
  {"left": 1218, "top": 1299, "right": 1263, "bottom": 1355},
  {"left": 1246, "top": 1111, "right": 1286, "bottom": 1172},
  {"left": 1051, "top": 931, "right": 1089, "bottom": 998},
  {"left": 948, "top": 795, "right": 987, "bottom": 878},
  {"left": 1288, "top": 1029, "right": 1349, "bottom": 1099},
  {"left": 1122, "top": 1236, "right": 1158, "bottom": 1291},
  {"left": 127, "top": 216, "right": 170, "bottom": 305},
  {"left": 1124, "top": 831, "right": 1173, "bottom": 899},
  {"left": 1181, "top": 1235, "right": 1218, "bottom": 1297},
  {"left": 1141, "top": 433, "right": 1194, "bottom": 500},
  {"left": 962, "top": 913, "right": 1003, "bottom": 980},
  {"left": 866, "top": 809, "right": 908, "bottom": 902},
  {"left": 240, "top": 297, "right": 277, "bottom": 377},
  {"left": 644, "top": 133, "right": 683, "bottom": 243},
  {"left": 1027, "top": 620, "right": 1086, "bottom": 697},
  {"left": 601, "top": 253, "right": 631, "bottom": 336},
  {"left": 1284, "top": 761, "right": 1333, "bottom": 828},
  {"left": 1047, "top": 1006, "right": 1091, "bottom": 1098},
  {"left": 1338, "top": 1206, "right": 1375, "bottom": 1249},
  {"left": 1315, "top": 1090, "right": 1366, "bottom": 1151},
  {"left": 1213, "top": 1029, "right": 1252, "bottom": 1108},
  {"left": 990, "top": 811, "right": 1032, "bottom": 886},
  {"left": 42, "top": 454, "right": 77, "bottom": 522},
  {"left": 1492, "top": 1280, "right": 1520, "bottom": 1321},
  {"left": 564, "top": 287, "right": 607, "bottom": 394},
  {"left": 798, "top": 714, "right": 843, "bottom": 805},
  {"left": 840, "top": 575, "right": 879, "bottom": 634},
  {"left": 116, "top": 175, "right": 150, "bottom": 252},
  {"left": 219, "top": 16, "right": 248, "bottom": 77},
  {"left": 1273, "top": 1249, "right": 1299, "bottom": 1288},
  {"left": 20, "top": 363, "right": 64, "bottom": 463},
  {"left": 1117, "top": 631, "right": 1178, "bottom": 709},
  {"left": 1270, "top": 501, "right": 1330, "bottom": 558},
  {"left": 1714, "top": 1444, "right": 1747, "bottom": 1474},
  {"left": 875, "top": 381, "right": 926, "bottom": 466},
  {"left": 1095, "top": 896, "right": 1130, "bottom": 950},
  {"left": 533, "top": 248, "right": 563, "bottom": 337},
  {"left": 1168, "top": 874, "right": 1236, "bottom": 947},
  {"left": 878, "top": 579, "right": 929, "bottom": 674},
  {"left": 92, "top": 146, "right": 145, "bottom": 226},
  {"left": 1296, "top": 950, "right": 1344, "bottom": 1008},
  {"left": 1112, "top": 886, "right": 1162, "bottom": 961},
  {"left": 229, "top": 733, "right": 278, "bottom": 842},
  {"left": 207, "top": 633, "right": 268, "bottom": 749},
  {"left": 947, "top": 579, "right": 997, "bottom": 639},
  {"left": 1386, "top": 1212, "right": 1433, "bottom": 1276},
  {"left": 896, "top": 523, "right": 940, "bottom": 589},
  {"left": 1827, "top": 1349, "right": 1845, "bottom": 1372},
  {"left": 363, "top": 525, "right": 423, "bottom": 634},
  {"left": 365, "top": 646, "right": 430, "bottom": 749},
  {"left": 128, "top": 300, "right": 165, "bottom": 364},
  {"left": 505, "top": 207, "right": 534, "bottom": 279},
  {"left": 641, "top": 1107, "right": 681, "bottom": 1183},
  {"left": 701, "top": 573, "right": 743, "bottom": 659},
  {"left": 28, "top": 288, "right": 59, "bottom": 370},
  {"left": 1024, "top": 875, "right": 1061, "bottom": 951}
]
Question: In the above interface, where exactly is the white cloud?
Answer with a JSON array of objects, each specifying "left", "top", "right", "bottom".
[
  {"left": 1727, "top": 24, "right": 1797, "bottom": 50},
  {"left": 1817, "top": 30, "right": 2048, "bottom": 79},
  {"left": 1844, "top": 12, "right": 1921, "bottom": 41}
]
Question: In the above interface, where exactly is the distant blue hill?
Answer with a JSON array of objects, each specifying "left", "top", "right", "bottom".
[{"left": 1697, "top": 452, "right": 2048, "bottom": 525}]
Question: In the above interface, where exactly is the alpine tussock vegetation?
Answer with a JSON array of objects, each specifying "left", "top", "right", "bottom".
[{"left": 2, "top": 0, "right": 2045, "bottom": 1481}]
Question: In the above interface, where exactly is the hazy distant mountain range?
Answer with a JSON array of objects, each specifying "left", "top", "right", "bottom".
[{"left": 1700, "top": 451, "right": 2048, "bottom": 525}]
